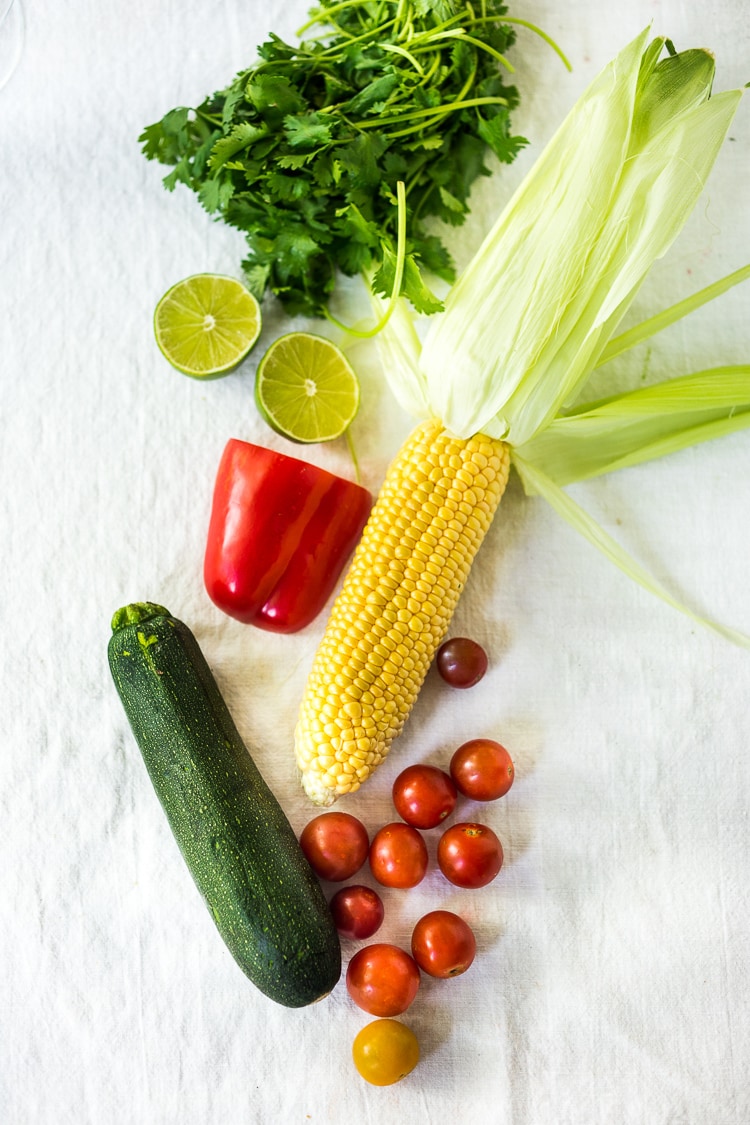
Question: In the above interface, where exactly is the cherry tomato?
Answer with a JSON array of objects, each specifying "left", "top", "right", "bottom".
[
  {"left": 392, "top": 764, "right": 457, "bottom": 829},
  {"left": 411, "top": 910, "right": 477, "bottom": 978},
  {"left": 369, "top": 822, "right": 429, "bottom": 888},
  {"left": 436, "top": 637, "right": 488, "bottom": 688},
  {"left": 346, "top": 943, "right": 421, "bottom": 1016},
  {"left": 329, "top": 885, "right": 385, "bottom": 940},
  {"left": 449, "top": 738, "right": 515, "bottom": 801},
  {"left": 299, "top": 812, "right": 369, "bottom": 882},
  {"left": 437, "top": 822, "right": 504, "bottom": 888},
  {"left": 352, "top": 1019, "right": 420, "bottom": 1086}
]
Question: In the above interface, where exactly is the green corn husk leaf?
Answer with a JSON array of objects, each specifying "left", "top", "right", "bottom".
[
  {"left": 415, "top": 29, "right": 742, "bottom": 444},
  {"left": 596, "top": 265, "right": 750, "bottom": 367},
  {"left": 512, "top": 451, "right": 750, "bottom": 649},
  {"left": 368, "top": 296, "right": 430, "bottom": 418},
  {"left": 517, "top": 366, "right": 750, "bottom": 485}
]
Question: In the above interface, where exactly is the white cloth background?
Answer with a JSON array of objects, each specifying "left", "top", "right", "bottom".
[{"left": 1, "top": 2, "right": 749, "bottom": 1122}]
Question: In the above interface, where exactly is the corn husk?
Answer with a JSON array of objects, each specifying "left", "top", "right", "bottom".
[
  {"left": 373, "top": 30, "right": 749, "bottom": 641},
  {"left": 418, "top": 28, "right": 742, "bottom": 444}
]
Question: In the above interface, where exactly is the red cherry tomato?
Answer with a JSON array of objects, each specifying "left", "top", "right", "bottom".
[
  {"left": 450, "top": 738, "right": 515, "bottom": 801},
  {"left": 369, "top": 822, "right": 429, "bottom": 888},
  {"left": 329, "top": 885, "right": 385, "bottom": 940},
  {"left": 346, "top": 943, "right": 421, "bottom": 1016},
  {"left": 299, "top": 812, "right": 369, "bottom": 882},
  {"left": 411, "top": 910, "right": 477, "bottom": 978},
  {"left": 437, "top": 822, "right": 504, "bottom": 888},
  {"left": 392, "top": 764, "right": 457, "bottom": 829},
  {"left": 436, "top": 637, "right": 488, "bottom": 688}
]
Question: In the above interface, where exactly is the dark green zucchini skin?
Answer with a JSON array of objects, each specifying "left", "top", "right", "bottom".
[{"left": 108, "top": 602, "right": 340, "bottom": 1008}]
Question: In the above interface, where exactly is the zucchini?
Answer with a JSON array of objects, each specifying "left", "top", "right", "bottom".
[{"left": 108, "top": 601, "right": 341, "bottom": 1008}]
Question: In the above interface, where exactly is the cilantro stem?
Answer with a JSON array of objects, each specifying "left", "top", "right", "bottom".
[
  {"left": 450, "top": 31, "right": 514, "bottom": 72},
  {"left": 324, "top": 180, "right": 408, "bottom": 340},
  {"left": 472, "top": 14, "right": 572, "bottom": 70},
  {"left": 416, "top": 53, "right": 441, "bottom": 89},
  {"left": 195, "top": 109, "right": 223, "bottom": 127},
  {"left": 448, "top": 52, "right": 479, "bottom": 108},
  {"left": 396, "top": 26, "right": 514, "bottom": 72},
  {"left": 355, "top": 94, "right": 510, "bottom": 133},
  {"left": 298, "top": 0, "right": 397, "bottom": 37},
  {"left": 344, "top": 426, "right": 362, "bottom": 484},
  {"left": 315, "top": 18, "right": 398, "bottom": 55},
  {"left": 399, "top": 9, "right": 500, "bottom": 49},
  {"left": 394, "top": 0, "right": 413, "bottom": 39},
  {"left": 403, "top": 155, "right": 434, "bottom": 196},
  {"left": 381, "top": 42, "right": 425, "bottom": 73}
]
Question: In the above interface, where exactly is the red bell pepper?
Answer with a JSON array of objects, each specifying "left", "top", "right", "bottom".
[{"left": 204, "top": 438, "right": 372, "bottom": 633}]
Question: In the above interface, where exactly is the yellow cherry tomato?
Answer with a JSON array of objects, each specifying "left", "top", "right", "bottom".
[{"left": 352, "top": 1018, "right": 420, "bottom": 1086}]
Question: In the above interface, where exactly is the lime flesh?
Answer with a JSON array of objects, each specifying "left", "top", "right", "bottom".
[
  {"left": 255, "top": 332, "right": 361, "bottom": 443},
  {"left": 154, "top": 274, "right": 261, "bottom": 378}
]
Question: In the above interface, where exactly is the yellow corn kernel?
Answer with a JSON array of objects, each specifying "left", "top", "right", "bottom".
[{"left": 295, "top": 419, "right": 510, "bottom": 806}]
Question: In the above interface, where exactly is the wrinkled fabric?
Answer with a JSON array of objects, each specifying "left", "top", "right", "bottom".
[{"left": 1, "top": 2, "right": 749, "bottom": 1123}]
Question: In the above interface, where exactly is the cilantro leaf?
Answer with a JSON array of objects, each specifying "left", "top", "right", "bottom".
[
  {"left": 266, "top": 172, "right": 310, "bottom": 201},
  {"left": 209, "top": 123, "right": 268, "bottom": 172},
  {"left": 141, "top": 0, "right": 531, "bottom": 317},
  {"left": 400, "top": 254, "right": 445, "bottom": 315},
  {"left": 412, "top": 0, "right": 461, "bottom": 20},
  {"left": 372, "top": 244, "right": 444, "bottom": 314},
  {"left": 337, "top": 134, "right": 385, "bottom": 190},
  {"left": 192, "top": 130, "right": 222, "bottom": 180},
  {"left": 162, "top": 158, "right": 192, "bottom": 192},
  {"left": 438, "top": 186, "right": 467, "bottom": 216},
  {"left": 256, "top": 32, "right": 299, "bottom": 64},
  {"left": 198, "top": 177, "right": 235, "bottom": 213},
  {"left": 221, "top": 86, "right": 246, "bottom": 127},
  {"left": 277, "top": 151, "right": 320, "bottom": 169},
  {"left": 283, "top": 112, "right": 336, "bottom": 150},
  {"left": 346, "top": 71, "right": 400, "bottom": 115},
  {"left": 273, "top": 226, "right": 326, "bottom": 280},
  {"left": 333, "top": 204, "right": 381, "bottom": 273},
  {"left": 411, "top": 233, "right": 455, "bottom": 282},
  {"left": 139, "top": 107, "right": 190, "bottom": 163},
  {"left": 242, "top": 261, "right": 272, "bottom": 300},
  {"left": 247, "top": 74, "right": 306, "bottom": 125},
  {"left": 477, "top": 111, "right": 529, "bottom": 164}
]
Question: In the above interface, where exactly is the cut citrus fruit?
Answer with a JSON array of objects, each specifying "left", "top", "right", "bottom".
[
  {"left": 154, "top": 274, "right": 261, "bottom": 378},
  {"left": 254, "top": 332, "right": 361, "bottom": 443}
]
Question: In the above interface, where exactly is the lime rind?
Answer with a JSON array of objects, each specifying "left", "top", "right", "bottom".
[
  {"left": 154, "top": 274, "right": 261, "bottom": 379},
  {"left": 255, "top": 332, "right": 361, "bottom": 443}
]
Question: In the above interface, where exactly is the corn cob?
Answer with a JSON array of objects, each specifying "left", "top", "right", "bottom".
[
  {"left": 295, "top": 419, "right": 510, "bottom": 805},
  {"left": 294, "top": 35, "right": 748, "bottom": 804}
]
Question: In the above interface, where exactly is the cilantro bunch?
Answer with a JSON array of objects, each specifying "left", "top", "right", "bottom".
[{"left": 140, "top": 0, "right": 531, "bottom": 318}]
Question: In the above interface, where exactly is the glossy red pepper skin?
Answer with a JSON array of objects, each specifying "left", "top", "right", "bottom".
[{"left": 204, "top": 439, "right": 372, "bottom": 633}]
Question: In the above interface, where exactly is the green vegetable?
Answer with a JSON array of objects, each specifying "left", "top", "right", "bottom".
[
  {"left": 139, "top": 0, "right": 566, "bottom": 317},
  {"left": 108, "top": 602, "right": 341, "bottom": 1007}
]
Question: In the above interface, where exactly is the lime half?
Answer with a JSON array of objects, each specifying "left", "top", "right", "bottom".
[
  {"left": 254, "top": 332, "right": 361, "bottom": 443},
  {"left": 154, "top": 274, "right": 261, "bottom": 379}
]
